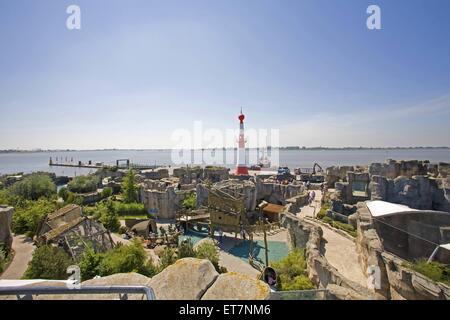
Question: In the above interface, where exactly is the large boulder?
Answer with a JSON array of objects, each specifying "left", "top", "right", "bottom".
[
  {"left": 148, "top": 258, "right": 218, "bottom": 300},
  {"left": 202, "top": 272, "right": 270, "bottom": 300}
]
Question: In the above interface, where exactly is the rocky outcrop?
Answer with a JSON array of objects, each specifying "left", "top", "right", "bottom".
[
  {"left": 5, "top": 258, "right": 271, "bottom": 300},
  {"left": 354, "top": 202, "right": 450, "bottom": 300},
  {"left": 148, "top": 258, "right": 219, "bottom": 299},
  {"left": 201, "top": 272, "right": 270, "bottom": 300},
  {"left": 369, "top": 160, "right": 428, "bottom": 179},
  {"left": 0, "top": 206, "right": 14, "bottom": 250},
  {"left": 280, "top": 208, "right": 380, "bottom": 300},
  {"left": 381, "top": 252, "right": 450, "bottom": 300},
  {"left": 140, "top": 186, "right": 193, "bottom": 219}
]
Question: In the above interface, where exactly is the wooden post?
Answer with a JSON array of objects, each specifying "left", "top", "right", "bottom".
[{"left": 263, "top": 221, "right": 269, "bottom": 267}]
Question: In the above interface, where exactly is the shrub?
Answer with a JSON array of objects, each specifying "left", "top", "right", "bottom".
[
  {"left": 78, "top": 247, "right": 103, "bottom": 281},
  {"left": 195, "top": 241, "right": 220, "bottom": 271},
  {"left": 10, "top": 173, "right": 56, "bottom": 200},
  {"left": 408, "top": 259, "right": 450, "bottom": 285},
  {"left": 58, "top": 187, "right": 69, "bottom": 201},
  {"left": 159, "top": 247, "right": 177, "bottom": 270},
  {"left": 181, "top": 193, "right": 196, "bottom": 211},
  {"left": 316, "top": 202, "right": 330, "bottom": 220},
  {"left": 122, "top": 170, "right": 138, "bottom": 203},
  {"left": 178, "top": 238, "right": 195, "bottom": 259},
  {"left": 12, "top": 199, "right": 57, "bottom": 237},
  {"left": 271, "top": 249, "right": 315, "bottom": 291},
  {"left": 68, "top": 175, "right": 99, "bottom": 194},
  {"left": 78, "top": 240, "right": 158, "bottom": 280},
  {"left": 24, "top": 245, "right": 72, "bottom": 280},
  {"left": 98, "top": 202, "right": 121, "bottom": 232},
  {"left": 101, "top": 187, "right": 113, "bottom": 198},
  {"left": 114, "top": 202, "right": 147, "bottom": 216},
  {"left": 0, "top": 247, "right": 7, "bottom": 274},
  {"left": 98, "top": 239, "right": 154, "bottom": 276}
]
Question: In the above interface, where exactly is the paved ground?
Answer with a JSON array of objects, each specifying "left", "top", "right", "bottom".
[
  {"left": 298, "top": 190, "right": 323, "bottom": 218},
  {"left": 0, "top": 235, "right": 35, "bottom": 280},
  {"left": 297, "top": 190, "right": 367, "bottom": 287}
]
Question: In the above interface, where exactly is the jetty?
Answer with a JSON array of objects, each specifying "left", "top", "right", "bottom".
[{"left": 48, "top": 157, "right": 161, "bottom": 170}]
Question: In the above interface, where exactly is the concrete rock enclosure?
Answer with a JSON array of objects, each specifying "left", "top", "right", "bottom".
[
  {"left": 329, "top": 160, "right": 450, "bottom": 212},
  {"left": 10, "top": 258, "right": 270, "bottom": 300},
  {"left": 354, "top": 203, "right": 450, "bottom": 300},
  {"left": 0, "top": 206, "right": 14, "bottom": 250}
]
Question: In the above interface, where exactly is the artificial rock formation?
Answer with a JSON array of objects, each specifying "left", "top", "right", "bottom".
[
  {"left": 201, "top": 272, "right": 270, "bottom": 300},
  {"left": 8, "top": 258, "right": 270, "bottom": 300},
  {"left": 0, "top": 206, "right": 14, "bottom": 250},
  {"left": 148, "top": 258, "right": 219, "bottom": 300}
]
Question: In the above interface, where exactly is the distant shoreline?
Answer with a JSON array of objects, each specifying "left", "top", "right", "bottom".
[{"left": 1, "top": 146, "right": 449, "bottom": 154}]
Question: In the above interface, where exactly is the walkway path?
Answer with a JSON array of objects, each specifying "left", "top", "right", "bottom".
[
  {"left": 297, "top": 190, "right": 367, "bottom": 288},
  {"left": 0, "top": 235, "right": 35, "bottom": 280}
]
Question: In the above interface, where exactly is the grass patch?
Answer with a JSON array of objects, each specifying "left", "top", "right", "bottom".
[
  {"left": 317, "top": 201, "right": 356, "bottom": 237},
  {"left": 406, "top": 259, "right": 450, "bottom": 286}
]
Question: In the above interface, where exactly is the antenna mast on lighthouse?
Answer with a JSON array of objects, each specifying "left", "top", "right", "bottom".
[{"left": 236, "top": 108, "right": 249, "bottom": 175}]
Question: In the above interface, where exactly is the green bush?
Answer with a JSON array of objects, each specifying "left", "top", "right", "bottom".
[
  {"left": 316, "top": 201, "right": 330, "bottom": 220},
  {"left": 178, "top": 238, "right": 195, "bottom": 259},
  {"left": 12, "top": 199, "right": 57, "bottom": 237},
  {"left": 78, "top": 240, "right": 158, "bottom": 280},
  {"left": 114, "top": 202, "right": 147, "bottom": 216},
  {"left": 195, "top": 241, "right": 220, "bottom": 271},
  {"left": 68, "top": 175, "right": 99, "bottom": 194},
  {"left": 10, "top": 173, "right": 56, "bottom": 200},
  {"left": 101, "top": 187, "right": 113, "bottom": 198},
  {"left": 271, "top": 249, "right": 315, "bottom": 291},
  {"left": 24, "top": 245, "right": 73, "bottom": 280},
  {"left": 408, "top": 259, "right": 450, "bottom": 285},
  {"left": 98, "top": 202, "right": 121, "bottom": 232},
  {"left": 122, "top": 170, "right": 138, "bottom": 203},
  {"left": 181, "top": 193, "right": 196, "bottom": 211},
  {"left": 58, "top": 187, "right": 69, "bottom": 201},
  {"left": 0, "top": 247, "right": 7, "bottom": 274},
  {"left": 159, "top": 247, "right": 177, "bottom": 270}
]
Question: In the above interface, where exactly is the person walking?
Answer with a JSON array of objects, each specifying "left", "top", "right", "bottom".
[{"left": 308, "top": 190, "right": 316, "bottom": 206}]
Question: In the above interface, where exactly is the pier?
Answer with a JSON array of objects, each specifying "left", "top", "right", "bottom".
[{"left": 48, "top": 157, "right": 162, "bottom": 170}]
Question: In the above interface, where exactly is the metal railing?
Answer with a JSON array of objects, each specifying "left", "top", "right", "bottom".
[{"left": 0, "top": 285, "right": 156, "bottom": 300}]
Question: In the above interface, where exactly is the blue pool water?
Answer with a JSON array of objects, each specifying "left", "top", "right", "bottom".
[
  {"left": 229, "top": 240, "right": 289, "bottom": 263},
  {"left": 179, "top": 230, "right": 208, "bottom": 245}
]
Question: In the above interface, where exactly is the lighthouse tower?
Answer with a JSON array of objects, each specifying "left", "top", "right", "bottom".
[{"left": 236, "top": 109, "right": 249, "bottom": 175}]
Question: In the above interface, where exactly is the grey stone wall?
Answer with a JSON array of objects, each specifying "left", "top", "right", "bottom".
[{"left": 0, "top": 206, "right": 14, "bottom": 250}]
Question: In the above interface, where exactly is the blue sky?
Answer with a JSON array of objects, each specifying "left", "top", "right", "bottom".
[{"left": 0, "top": 0, "right": 449, "bottom": 149}]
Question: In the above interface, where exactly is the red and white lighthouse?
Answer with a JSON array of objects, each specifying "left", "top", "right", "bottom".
[{"left": 236, "top": 109, "right": 249, "bottom": 175}]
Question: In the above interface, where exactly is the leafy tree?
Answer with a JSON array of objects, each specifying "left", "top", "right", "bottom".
[
  {"left": 58, "top": 187, "right": 69, "bottom": 201},
  {"left": 181, "top": 192, "right": 196, "bottom": 210},
  {"left": 98, "top": 201, "right": 121, "bottom": 232},
  {"left": 98, "top": 239, "right": 151, "bottom": 275},
  {"left": 122, "top": 169, "right": 138, "bottom": 203},
  {"left": 23, "top": 245, "right": 72, "bottom": 280},
  {"left": 12, "top": 199, "right": 57, "bottom": 237},
  {"left": 10, "top": 173, "right": 56, "bottom": 200},
  {"left": 101, "top": 187, "right": 113, "bottom": 198},
  {"left": 270, "top": 249, "right": 315, "bottom": 291},
  {"left": 78, "top": 247, "right": 103, "bottom": 281},
  {"left": 195, "top": 241, "right": 219, "bottom": 270},
  {"left": 67, "top": 175, "right": 99, "bottom": 194},
  {"left": 78, "top": 240, "right": 158, "bottom": 280}
]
